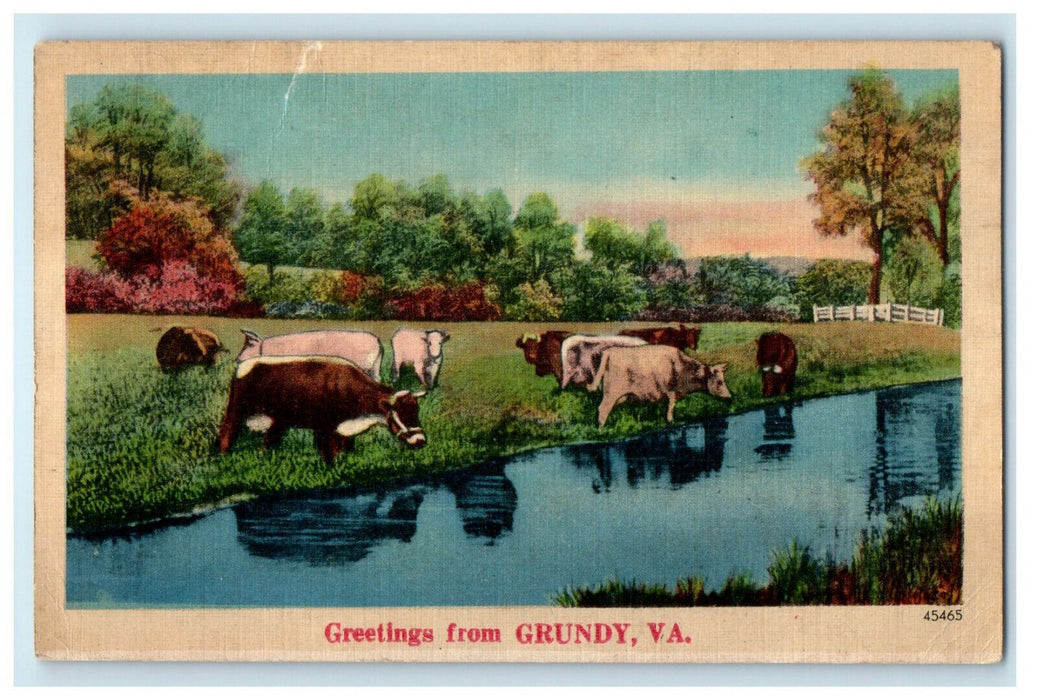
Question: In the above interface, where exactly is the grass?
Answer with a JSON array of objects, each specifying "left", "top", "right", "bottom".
[
  {"left": 553, "top": 497, "right": 963, "bottom": 607},
  {"left": 65, "top": 315, "right": 961, "bottom": 532}
]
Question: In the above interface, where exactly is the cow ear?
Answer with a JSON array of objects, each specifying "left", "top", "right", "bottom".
[{"left": 714, "top": 363, "right": 728, "bottom": 372}]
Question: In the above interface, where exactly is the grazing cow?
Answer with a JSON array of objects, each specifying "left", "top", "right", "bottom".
[
  {"left": 217, "top": 355, "right": 427, "bottom": 465},
  {"left": 560, "top": 334, "right": 648, "bottom": 390},
  {"left": 756, "top": 332, "right": 798, "bottom": 398},
  {"left": 619, "top": 323, "right": 701, "bottom": 350},
  {"left": 155, "top": 326, "right": 225, "bottom": 369},
  {"left": 236, "top": 329, "right": 383, "bottom": 382},
  {"left": 590, "top": 345, "right": 732, "bottom": 427},
  {"left": 391, "top": 328, "right": 451, "bottom": 389},
  {"left": 515, "top": 330, "right": 572, "bottom": 384}
]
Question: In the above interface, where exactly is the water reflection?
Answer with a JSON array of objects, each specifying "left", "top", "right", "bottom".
[
  {"left": 438, "top": 460, "right": 518, "bottom": 545},
  {"left": 563, "top": 417, "right": 728, "bottom": 491},
  {"left": 233, "top": 487, "right": 424, "bottom": 566},
  {"left": 868, "top": 383, "right": 961, "bottom": 516},
  {"left": 754, "top": 404, "right": 795, "bottom": 462}
]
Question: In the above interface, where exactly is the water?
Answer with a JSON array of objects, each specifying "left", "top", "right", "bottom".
[{"left": 67, "top": 380, "right": 961, "bottom": 608}]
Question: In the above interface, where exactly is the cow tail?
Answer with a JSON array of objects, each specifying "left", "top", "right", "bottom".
[{"left": 589, "top": 352, "right": 609, "bottom": 392}]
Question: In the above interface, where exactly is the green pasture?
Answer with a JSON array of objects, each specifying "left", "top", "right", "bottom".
[{"left": 65, "top": 315, "right": 961, "bottom": 532}]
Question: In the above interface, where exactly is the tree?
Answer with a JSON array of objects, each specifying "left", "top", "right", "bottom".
[
  {"left": 584, "top": 217, "right": 677, "bottom": 275},
  {"left": 694, "top": 256, "right": 791, "bottom": 309},
  {"left": 793, "top": 259, "right": 872, "bottom": 320},
  {"left": 512, "top": 192, "right": 576, "bottom": 280},
  {"left": 65, "top": 82, "right": 242, "bottom": 238},
  {"left": 801, "top": 69, "right": 917, "bottom": 304},
  {"left": 350, "top": 173, "right": 398, "bottom": 221},
  {"left": 552, "top": 259, "right": 646, "bottom": 321},
  {"left": 885, "top": 235, "right": 943, "bottom": 307},
  {"left": 893, "top": 87, "right": 961, "bottom": 266},
  {"left": 284, "top": 188, "right": 327, "bottom": 266},
  {"left": 233, "top": 181, "right": 290, "bottom": 278}
]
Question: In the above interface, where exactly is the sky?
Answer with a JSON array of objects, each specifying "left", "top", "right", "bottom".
[{"left": 67, "top": 69, "right": 957, "bottom": 261}]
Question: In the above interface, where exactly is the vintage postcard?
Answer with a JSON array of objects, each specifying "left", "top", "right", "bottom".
[{"left": 34, "top": 40, "right": 1003, "bottom": 663}]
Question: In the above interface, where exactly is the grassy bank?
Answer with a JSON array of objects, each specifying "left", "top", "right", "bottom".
[
  {"left": 553, "top": 497, "right": 963, "bottom": 606},
  {"left": 66, "top": 315, "right": 961, "bottom": 532}
]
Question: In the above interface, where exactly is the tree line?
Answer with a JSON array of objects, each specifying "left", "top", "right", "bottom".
[{"left": 64, "top": 72, "right": 961, "bottom": 325}]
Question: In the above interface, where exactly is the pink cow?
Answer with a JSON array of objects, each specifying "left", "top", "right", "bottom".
[
  {"left": 236, "top": 329, "right": 383, "bottom": 382},
  {"left": 391, "top": 328, "right": 451, "bottom": 389}
]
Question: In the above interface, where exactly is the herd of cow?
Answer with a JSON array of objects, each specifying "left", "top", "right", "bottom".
[{"left": 153, "top": 322, "right": 797, "bottom": 465}]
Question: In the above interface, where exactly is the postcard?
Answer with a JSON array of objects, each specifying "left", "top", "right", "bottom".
[{"left": 34, "top": 40, "right": 1002, "bottom": 662}]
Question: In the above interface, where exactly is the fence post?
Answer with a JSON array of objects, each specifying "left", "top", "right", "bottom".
[
  {"left": 869, "top": 305, "right": 875, "bottom": 322},
  {"left": 813, "top": 305, "right": 818, "bottom": 323}
]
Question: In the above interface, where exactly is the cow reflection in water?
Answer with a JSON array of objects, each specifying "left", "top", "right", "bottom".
[
  {"left": 754, "top": 404, "right": 796, "bottom": 462},
  {"left": 439, "top": 460, "right": 518, "bottom": 545},
  {"left": 233, "top": 487, "right": 424, "bottom": 566},
  {"left": 564, "top": 417, "right": 728, "bottom": 491}
]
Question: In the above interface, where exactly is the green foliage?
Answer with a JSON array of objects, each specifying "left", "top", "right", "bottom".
[
  {"left": 584, "top": 217, "right": 677, "bottom": 275},
  {"left": 552, "top": 259, "right": 647, "bottom": 321},
  {"left": 65, "top": 82, "right": 241, "bottom": 239},
  {"left": 767, "top": 541, "right": 832, "bottom": 605},
  {"left": 936, "top": 263, "right": 962, "bottom": 329},
  {"left": 694, "top": 255, "right": 792, "bottom": 310},
  {"left": 242, "top": 266, "right": 318, "bottom": 306},
  {"left": 884, "top": 235, "right": 944, "bottom": 307},
  {"left": 793, "top": 259, "right": 872, "bottom": 320},
  {"left": 233, "top": 181, "right": 291, "bottom": 276},
  {"left": 502, "top": 279, "right": 563, "bottom": 321}
]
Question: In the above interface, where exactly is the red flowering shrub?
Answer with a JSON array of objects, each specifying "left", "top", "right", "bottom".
[
  {"left": 96, "top": 193, "right": 242, "bottom": 286},
  {"left": 387, "top": 282, "right": 501, "bottom": 321},
  {"left": 66, "top": 262, "right": 263, "bottom": 317}
]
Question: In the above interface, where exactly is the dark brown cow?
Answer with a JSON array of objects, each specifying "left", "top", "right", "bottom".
[
  {"left": 756, "top": 332, "right": 798, "bottom": 398},
  {"left": 156, "top": 326, "right": 225, "bottom": 369},
  {"left": 217, "top": 355, "right": 427, "bottom": 465},
  {"left": 619, "top": 323, "right": 701, "bottom": 350},
  {"left": 515, "top": 330, "right": 571, "bottom": 384}
]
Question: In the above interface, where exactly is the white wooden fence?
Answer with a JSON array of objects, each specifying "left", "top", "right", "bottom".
[{"left": 813, "top": 303, "right": 944, "bottom": 326}]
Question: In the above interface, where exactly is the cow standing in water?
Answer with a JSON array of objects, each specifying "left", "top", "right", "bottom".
[
  {"left": 756, "top": 332, "right": 798, "bottom": 398},
  {"left": 235, "top": 329, "right": 384, "bottom": 382},
  {"left": 590, "top": 344, "right": 731, "bottom": 427},
  {"left": 392, "top": 329, "right": 450, "bottom": 389},
  {"left": 515, "top": 330, "right": 572, "bottom": 385},
  {"left": 217, "top": 355, "right": 426, "bottom": 465}
]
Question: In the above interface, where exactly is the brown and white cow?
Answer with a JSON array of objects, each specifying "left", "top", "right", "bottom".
[
  {"left": 217, "top": 355, "right": 427, "bottom": 465},
  {"left": 515, "top": 330, "right": 571, "bottom": 385},
  {"left": 619, "top": 323, "right": 701, "bottom": 350},
  {"left": 391, "top": 328, "right": 451, "bottom": 389},
  {"left": 756, "top": 332, "right": 798, "bottom": 398},
  {"left": 560, "top": 334, "right": 648, "bottom": 390},
  {"left": 236, "top": 329, "right": 383, "bottom": 382},
  {"left": 590, "top": 345, "right": 732, "bottom": 427},
  {"left": 155, "top": 326, "right": 225, "bottom": 369}
]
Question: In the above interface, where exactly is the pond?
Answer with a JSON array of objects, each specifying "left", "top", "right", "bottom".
[{"left": 67, "top": 379, "right": 961, "bottom": 608}]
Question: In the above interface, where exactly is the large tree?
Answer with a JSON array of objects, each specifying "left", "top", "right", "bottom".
[
  {"left": 233, "top": 181, "right": 290, "bottom": 278},
  {"left": 801, "top": 69, "right": 917, "bottom": 304}
]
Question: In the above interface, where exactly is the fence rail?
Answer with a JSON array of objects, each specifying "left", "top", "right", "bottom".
[{"left": 813, "top": 303, "right": 944, "bottom": 326}]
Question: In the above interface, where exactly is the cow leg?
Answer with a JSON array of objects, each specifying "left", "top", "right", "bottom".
[
  {"left": 314, "top": 430, "right": 339, "bottom": 465},
  {"left": 597, "top": 393, "right": 619, "bottom": 428},
  {"left": 665, "top": 394, "right": 677, "bottom": 423},
  {"left": 216, "top": 387, "right": 243, "bottom": 454},
  {"left": 392, "top": 359, "right": 402, "bottom": 383},
  {"left": 334, "top": 434, "right": 355, "bottom": 454},
  {"left": 263, "top": 421, "right": 288, "bottom": 448}
]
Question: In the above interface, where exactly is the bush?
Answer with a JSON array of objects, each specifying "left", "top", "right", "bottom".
[
  {"left": 634, "top": 303, "right": 798, "bottom": 323},
  {"left": 502, "top": 279, "right": 563, "bottom": 321},
  {"left": 387, "top": 282, "right": 501, "bottom": 321},
  {"left": 793, "top": 259, "right": 872, "bottom": 321},
  {"left": 264, "top": 300, "right": 353, "bottom": 319},
  {"left": 66, "top": 262, "right": 262, "bottom": 317}
]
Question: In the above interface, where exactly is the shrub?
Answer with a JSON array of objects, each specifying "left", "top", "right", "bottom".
[
  {"left": 66, "top": 266, "right": 133, "bottom": 313},
  {"left": 387, "top": 282, "right": 501, "bottom": 321},
  {"left": 793, "top": 259, "right": 872, "bottom": 321},
  {"left": 502, "top": 279, "right": 563, "bottom": 321},
  {"left": 265, "top": 300, "right": 352, "bottom": 320}
]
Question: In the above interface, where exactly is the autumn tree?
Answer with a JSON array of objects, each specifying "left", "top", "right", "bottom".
[{"left": 802, "top": 69, "right": 917, "bottom": 304}]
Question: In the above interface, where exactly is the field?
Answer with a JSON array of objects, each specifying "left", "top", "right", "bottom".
[{"left": 66, "top": 315, "right": 961, "bottom": 532}]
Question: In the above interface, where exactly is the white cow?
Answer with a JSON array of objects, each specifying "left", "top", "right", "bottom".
[
  {"left": 559, "top": 334, "right": 648, "bottom": 390},
  {"left": 235, "top": 329, "right": 383, "bottom": 382},
  {"left": 392, "top": 328, "right": 451, "bottom": 389}
]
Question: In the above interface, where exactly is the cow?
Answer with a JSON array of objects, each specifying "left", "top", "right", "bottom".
[
  {"left": 391, "top": 328, "right": 451, "bottom": 389},
  {"left": 515, "top": 330, "right": 571, "bottom": 385},
  {"left": 756, "top": 332, "right": 798, "bottom": 398},
  {"left": 236, "top": 329, "right": 383, "bottom": 382},
  {"left": 217, "top": 355, "right": 427, "bottom": 465},
  {"left": 590, "top": 344, "right": 732, "bottom": 427},
  {"left": 155, "top": 326, "right": 225, "bottom": 369},
  {"left": 560, "top": 334, "right": 648, "bottom": 390},
  {"left": 619, "top": 323, "right": 701, "bottom": 350}
]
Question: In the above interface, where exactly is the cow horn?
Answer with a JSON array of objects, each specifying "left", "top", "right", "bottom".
[
  {"left": 390, "top": 390, "right": 411, "bottom": 405},
  {"left": 412, "top": 390, "right": 427, "bottom": 399}
]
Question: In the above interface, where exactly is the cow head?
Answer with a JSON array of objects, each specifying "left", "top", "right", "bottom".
[
  {"left": 380, "top": 389, "right": 428, "bottom": 449},
  {"left": 680, "top": 324, "right": 702, "bottom": 350},
  {"left": 707, "top": 363, "right": 732, "bottom": 400},
  {"left": 516, "top": 333, "right": 541, "bottom": 364},
  {"left": 426, "top": 330, "right": 450, "bottom": 358}
]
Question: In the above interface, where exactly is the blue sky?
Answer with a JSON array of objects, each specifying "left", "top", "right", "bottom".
[{"left": 67, "top": 69, "right": 957, "bottom": 258}]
